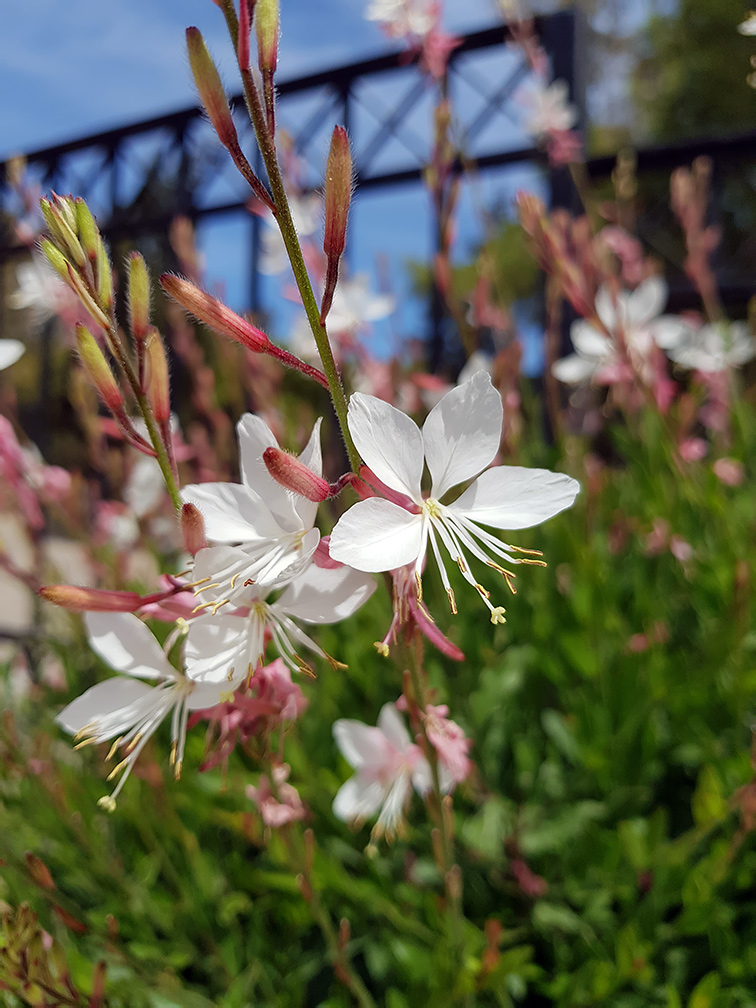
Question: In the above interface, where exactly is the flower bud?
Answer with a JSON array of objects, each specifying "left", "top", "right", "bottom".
[
  {"left": 323, "top": 126, "right": 351, "bottom": 260},
  {"left": 39, "top": 237, "right": 71, "bottom": 282},
  {"left": 263, "top": 446, "right": 330, "bottom": 502},
  {"left": 67, "top": 264, "right": 111, "bottom": 330},
  {"left": 144, "top": 327, "right": 171, "bottom": 423},
  {"left": 74, "top": 198, "right": 100, "bottom": 262},
  {"left": 238, "top": 0, "right": 253, "bottom": 70},
  {"left": 25, "top": 853, "right": 56, "bottom": 891},
  {"left": 256, "top": 0, "right": 279, "bottom": 74},
  {"left": 160, "top": 274, "right": 271, "bottom": 353},
  {"left": 75, "top": 325, "right": 123, "bottom": 411},
  {"left": 40, "top": 584, "right": 143, "bottom": 612},
  {"left": 97, "top": 241, "right": 113, "bottom": 313},
  {"left": 39, "top": 196, "right": 86, "bottom": 269},
  {"left": 180, "top": 502, "right": 207, "bottom": 555},
  {"left": 186, "top": 27, "right": 239, "bottom": 150},
  {"left": 128, "top": 253, "right": 150, "bottom": 342}
]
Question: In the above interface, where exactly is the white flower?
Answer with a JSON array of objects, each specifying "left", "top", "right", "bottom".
[
  {"left": 182, "top": 414, "right": 323, "bottom": 589},
  {"left": 259, "top": 194, "right": 321, "bottom": 276},
  {"left": 329, "top": 371, "right": 579, "bottom": 622},
  {"left": 738, "top": 12, "right": 756, "bottom": 35},
  {"left": 333, "top": 702, "right": 436, "bottom": 838},
  {"left": 0, "top": 340, "right": 24, "bottom": 371},
  {"left": 522, "top": 80, "right": 578, "bottom": 139},
  {"left": 186, "top": 549, "right": 376, "bottom": 678},
  {"left": 326, "top": 274, "right": 395, "bottom": 336},
  {"left": 552, "top": 277, "right": 687, "bottom": 384},
  {"left": 57, "top": 612, "right": 243, "bottom": 810},
  {"left": 365, "top": 0, "right": 436, "bottom": 37},
  {"left": 667, "top": 321, "right": 755, "bottom": 373}
]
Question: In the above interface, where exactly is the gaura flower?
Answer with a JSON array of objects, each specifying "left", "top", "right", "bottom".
[
  {"left": 182, "top": 413, "right": 323, "bottom": 589},
  {"left": 667, "top": 320, "right": 755, "bottom": 373},
  {"left": 185, "top": 547, "right": 376, "bottom": 678},
  {"left": 365, "top": 0, "right": 437, "bottom": 39},
  {"left": 247, "top": 763, "right": 306, "bottom": 827},
  {"left": 57, "top": 612, "right": 244, "bottom": 810},
  {"left": 522, "top": 79, "right": 577, "bottom": 139},
  {"left": 333, "top": 702, "right": 435, "bottom": 839},
  {"left": 0, "top": 340, "right": 24, "bottom": 371},
  {"left": 325, "top": 274, "right": 395, "bottom": 337},
  {"left": 329, "top": 371, "right": 579, "bottom": 622},
  {"left": 552, "top": 277, "right": 687, "bottom": 384}
]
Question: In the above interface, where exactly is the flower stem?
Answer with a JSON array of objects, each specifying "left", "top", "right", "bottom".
[{"left": 217, "top": 4, "right": 360, "bottom": 471}]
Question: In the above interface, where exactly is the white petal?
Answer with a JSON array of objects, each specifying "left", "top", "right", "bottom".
[
  {"left": 333, "top": 720, "right": 389, "bottom": 769},
  {"left": 237, "top": 414, "right": 300, "bottom": 531},
  {"left": 377, "top": 703, "right": 411, "bottom": 753},
  {"left": 187, "top": 680, "right": 239, "bottom": 710},
  {"left": 0, "top": 340, "right": 24, "bottom": 370},
  {"left": 457, "top": 351, "right": 492, "bottom": 385},
  {"left": 363, "top": 292, "right": 395, "bottom": 322},
  {"left": 56, "top": 677, "right": 154, "bottom": 736},
  {"left": 85, "top": 612, "right": 172, "bottom": 680},
  {"left": 277, "top": 562, "right": 376, "bottom": 624},
  {"left": 626, "top": 276, "right": 667, "bottom": 327},
  {"left": 293, "top": 417, "right": 323, "bottom": 530},
  {"left": 650, "top": 315, "right": 695, "bottom": 350},
  {"left": 570, "top": 319, "right": 611, "bottom": 359},
  {"left": 184, "top": 614, "right": 251, "bottom": 684},
  {"left": 375, "top": 773, "right": 412, "bottom": 832},
  {"left": 594, "top": 284, "right": 619, "bottom": 331},
  {"left": 181, "top": 482, "right": 284, "bottom": 543},
  {"left": 329, "top": 498, "right": 424, "bottom": 572},
  {"left": 333, "top": 775, "right": 385, "bottom": 821},
  {"left": 411, "top": 756, "right": 436, "bottom": 796},
  {"left": 423, "top": 370, "right": 503, "bottom": 499},
  {"left": 347, "top": 392, "right": 424, "bottom": 500},
  {"left": 449, "top": 465, "right": 580, "bottom": 530},
  {"left": 551, "top": 353, "right": 596, "bottom": 384}
]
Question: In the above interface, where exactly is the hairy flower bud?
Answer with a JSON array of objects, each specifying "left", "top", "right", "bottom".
[
  {"left": 74, "top": 198, "right": 100, "bottom": 262},
  {"left": 144, "top": 327, "right": 171, "bottom": 423},
  {"left": 186, "top": 27, "right": 239, "bottom": 150},
  {"left": 75, "top": 325, "right": 123, "bottom": 411},
  {"left": 323, "top": 126, "right": 351, "bottom": 260},
  {"left": 160, "top": 274, "right": 271, "bottom": 353},
  {"left": 180, "top": 502, "right": 207, "bottom": 555},
  {"left": 255, "top": 0, "right": 279, "bottom": 74},
  {"left": 128, "top": 253, "right": 150, "bottom": 342},
  {"left": 40, "top": 197, "right": 86, "bottom": 269},
  {"left": 96, "top": 241, "right": 113, "bottom": 313},
  {"left": 238, "top": 0, "right": 254, "bottom": 70},
  {"left": 263, "top": 446, "right": 331, "bottom": 502},
  {"left": 40, "top": 584, "right": 143, "bottom": 612},
  {"left": 39, "top": 237, "right": 71, "bottom": 282}
]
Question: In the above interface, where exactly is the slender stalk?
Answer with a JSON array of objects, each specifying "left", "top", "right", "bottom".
[{"left": 217, "top": 4, "right": 360, "bottom": 471}]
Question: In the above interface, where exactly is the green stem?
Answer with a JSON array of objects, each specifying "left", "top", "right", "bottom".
[{"left": 218, "top": 3, "right": 360, "bottom": 471}]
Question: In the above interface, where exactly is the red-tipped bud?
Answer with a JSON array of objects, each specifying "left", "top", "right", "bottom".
[
  {"left": 323, "top": 126, "right": 352, "bottom": 260},
  {"left": 180, "top": 502, "right": 207, "bottom": 555},
  {"left": 160, "top": 274, "right": 271, "bottom": 353},
  {"left": 255, "top": 0, "right": 279, "bottom": 74},
  {"left": 40, "top": 584, "right": 143, "bottom": 612},
  {"left": 128, "top": 253, "right": 151, "bottom": 342},
  {"left": 39, "top": 196, "right": 86, "bottom": 269},
  {"left": 186, "top": 27, "right": 239, "bottom": 150},
  {"left": 144, "top": 327, "right": 171, "bottom": 423},
  {"left": 238, "top": 0, "right": 253, "bottom": 70},
  {"left": 263, "top": 447, "right": 330, "bottom": 502},
  {"left": 75, "top": 325, "right": 123, "bottom": 411}
]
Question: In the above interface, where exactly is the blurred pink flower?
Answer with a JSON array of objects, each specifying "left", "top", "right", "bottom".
[
  {"left": 246, "top": 764, "right": 306, "bottom": 827},
  {"left": 679, "top": 438, "right": 708, "bottom": 462},
  {"left": 424, "top": 703, "right": 472, "bottom": 784},
  {"left": 713, "top": 457, "right": 745, "bottom": 487}
]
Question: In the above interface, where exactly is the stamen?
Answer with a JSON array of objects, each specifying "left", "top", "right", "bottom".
[
  {"left": 456, "top": 555, "right": 467, "bottom": 573},
  {"left": 106, "top": 737, "right": 123, "bottom": 761},
  {"left": 510, "top": 545, "right": 544, "bottom": 556},
  {"left": 446, "top": 587, "right": 458, "bottom": 615},
  {"left": 292, "top": 653, "right": 317, "bottom": 678},
  {"left": 490, "top": 606, "right": 507, "bottom": 625},
  {"left": 324, "top": 650, "right": 348, "bottom": 671},
  {"left": 226, "top": 665, "right": 236, "bottom": 682},
  {"left": 474, "top": 583, "right": 490, "bottom": 599},
  {"left": 374, "top": 642, "right": 390, "bottom": 657},
  {"left": 230, "top": 573, "right": 240, "bottom": 589},
  {"left": 107, "top": 757, "right": 130, "bottom": 781},
  {"left": 170, "top": 739, "right": 178, "bottom": 767},
  {"left": 98, "top": 796, "right": 117, "bottom": 812},
  {"left": 74, "top": 722, "right": 97, "bottom": 741},
  {"left": 503, "top": 569, "right": 517, "bottom": 594},
  {"left": 193, "top": 581, "right": 220, "bottom": 596},
  {"left": 74, "top": 737, "right": 96, "bottom": 750},
  {"left": 517, "top": 557, "right": 548, "bottom": 567},
  {"left": 414, "top": 570, "right": 423, "bottom": 602},
  {"left": 244, "top": 578, "right": 255, "bottom": 586}
]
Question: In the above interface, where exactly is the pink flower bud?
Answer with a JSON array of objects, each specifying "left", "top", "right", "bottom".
[
  {"left": 128, "top": 252, "right": 150, "bottom": 342},
  {"left": 255, "top": 0, "right": 279, "bottom": 75},
  {"left": 263, "top": 446, "right": 330, "bottom": 502},
  {"left": 76, "top": 325, "right": 123, "bottom": 412},
  {"left": 144, "top": 327, "right": 171, "bottom": 423},
  {"left": 323, "top": 126, "right": 352, "bottom": 260},
  {"left": 40, "top": 585, "right": 143, "bottom": 612},
  {"left": 181, "top": 502, "right": 207, "bottom": 555},
  {"left": 186, "top": 27, "right": 239, "bottom": 150},
  {"left": 160, "top": 274, "right": 271, "bottom": 353},
  {"left": 238, "top": 0, "right": 253, "bottom": 70}
]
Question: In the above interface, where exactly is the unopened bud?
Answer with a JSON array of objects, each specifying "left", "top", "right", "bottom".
[
  {"left": 52, "top": 192, "right": 77, "bottom": 232},
  {"left": 256, "top": 0, "right": 279, "bottom": 74},
  {"left": 67, "top": 265, "right": 111, "bottom": 330},
  {"left": 186, "top": 27, "right": 239, "bottom": 150},
  {"left": 40, "top": 584, "right": 143, "bottom": 612},
  {"left": 128, "top": 253, "right": 151, "bottom": 342},
  {"left": 238, "top": 0, "right": 253, "bottom": 70},
  {"left": 75, "top": 325, "right": 123, "bottom": 410},
  {"left": 180, "top": 503, "right": 207, "bottom": 555},
  {"left": 160, "top": 274, "right": 271, "bottom": 353},
  {"left": 263, "top": 446, "right": 330, "bottom": 502},
  {"left": 39, "top": 196, "right": 86, "bottom": 269},
  {"left": 74, "top": 198, "right": 100, "bottom": 262},
  {"left": 144, "top": 327, "right": 171, "bottom": 423},
  {"left": 323, "top": 127, "right": 351, "bottom": 260},
  {"left": 97, "top": 241, "right": 113, "bottom": 312},
  {"left": 39, "top": 237, "right": 70, "bottom": 281}
]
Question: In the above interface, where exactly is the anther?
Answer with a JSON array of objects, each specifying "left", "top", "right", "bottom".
[
  {"left": 511, "top": 545, "right": 544, "bottom": 556},
  {"left": 414, "top": 571, "right": 423, "bottom": 602},
  {"left": 503, "top": 570, "right": 517, "bottom": 594},
  {"left": 517, "top": 557, "right": 548, "bottom": 567},
  {"left": 107, "top": 758, "right": 129, "bottom": 781},
  {"left": 243, "top": 578, "right": 255, "bottom": 586},
  {"left": 293, "top": 653, "right": 317, "bottom": 678},
  {"left": 446, "top": 587, "right": 458, "bottom": 615},
  {"left": 98, "top": 796, "right": 117, "bottom": 812},
  {"left": 374, "top": 642, "right": 390, "bottom": 657},
  {"left": 226, "top": 666, "right": 236, "bottom": 682},
  {"left": 106, "top": 737, "right": 123, "bottom": 761},
  {"left": 230, "top": 573, "right": 240, "bottom": 589},
  {"left": 474, "top": 583, "right": 491, "bottom": 599},
  {"left": 456, "top": 556, "right": 467, "bottom": 573}
]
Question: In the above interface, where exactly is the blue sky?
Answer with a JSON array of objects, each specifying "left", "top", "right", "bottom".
[{"left": 1, "top": 0, "right": 558, "bottom": 371}]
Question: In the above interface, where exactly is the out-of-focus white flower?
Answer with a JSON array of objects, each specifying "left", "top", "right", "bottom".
[
  {"left": 182, "top": 414, "right": 324, "bottom": 589},
  {"left": 57, "top": 612, "right": 244, "bottom": 810},
  {"left": 8, "top": 255, "right": 71, "bottom": 326},
  {"left": 522, "top": 80, "right": 578, "bottom": 139},
  {"left": 667, "top": 321, "right": 755, "bottom": 374},
  {"left": 326, "top": 274, "right": 395, "bottom": 335},
  {"left": 125, "top": 416, "right": 186, "bottom": 519},
  {"left": 552, "top": 277, "right": 687, "bottom": 384},
  {"left": 330, "top": 372, "right": 579, "bottom": 621},
  {"left": 332, "top": 702, "right": 435, "bottom": 838},
  {"left": 186, "top": 549, "right": 376, "bottom": 678},
  {"left": 416, "top": 350, "right": 493, "bottom": 410},
  {"left": 365, "top": 0, "right": 436, "bottom": 38},
  {"left": 259, "top": 193, "right": 321, "bottom": 275},
  {"left": 738, "top": 12, "right": 756, "bottom": 34},
  {"left": 0, "top": 340, "right": 24, "bottom": 370}
]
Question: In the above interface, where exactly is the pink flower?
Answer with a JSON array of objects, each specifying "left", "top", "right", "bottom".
[
  {"left": 247, "top": 764, "right": 306, "bottom": 827},
  {"left": 679, "top": 438, "right": 708, "bottom": 462},
  {"left": 713, "top": 457, "right": 745, "bottom": 487},
  {"left": 423, "top": 704, "right": 472, "bottom": 784}
]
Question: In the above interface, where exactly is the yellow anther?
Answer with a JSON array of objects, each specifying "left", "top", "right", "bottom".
[
  {"left": 73, "top": 721, "right": 97, "bottom": 741},
  {"left": 456, "top": 555, "right": 467, "bottom": 573},
  {"left": 293, "top": 653, "right": 317, "bottom": 678},
  {"left": 230, "top": 572, "right": 240, "bottom": 589},
  {"left": 174, "top": 760, "right": 182, "bottom": 781},
  {"left": 244, "top": 578, "right": 255, "bottom": 586},
  {"left": 210, "top": 599, "right": 229, "bottom": 615},
  {"left": 414, "top": 571, "right": 423, "bottom": 603},
  {"left": 518, "top": 557, "right": 548, "bottom": 567},
  {"left": 511, "top": 545, "right": 544, "bottom": 556},
  {"left": 326, "top": 652, "right": 348, "bottom": 671},
  {"left": 107, "top": 758, "right": 129, "bottom": 781},
  {"left": 226, "top": 666, "right": 236, "bottom": 682},
  {"left": 374, "top": 641, "right": 390, "bottom": 657},
  {"left": 219, "top": 689, "right": 235, "bottom": 703},
  {"left": 125, "top": 733, "right": 143, "bottom": 754},
  {"left": 447, "top": 587, "right": 458, "bottom": 615},
  {"left": 73, "top": 737, "right": 96, "bottom": 750},
  {"left": 170, "top": 739, "right": 178, "bottom": 766},
  {"left": 424, "top": 498, "right": 441, "bottom": 518},
  {"left": 503, "top": 569, "right": 517, "bottom": 594},
  {"left": 490, "top": 606, "right": 507, "bottom": 625},
  {"left": 193, "top": 581, "right": 220, "bottom": 596},
  {"left": 474, "top": 583, "right": 491, "bottom": 600},
  {"left": 106, "top": 737, "right": 123, "bottom": 761}
]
